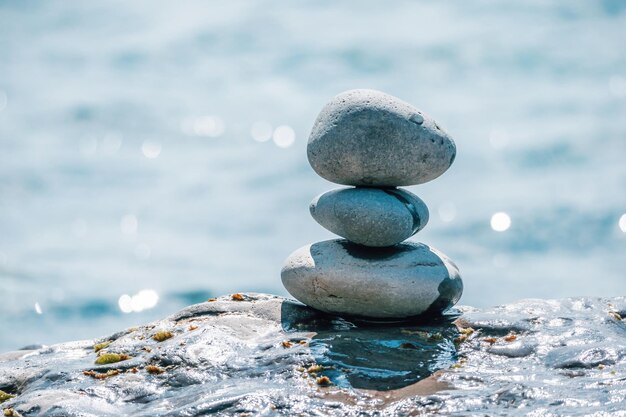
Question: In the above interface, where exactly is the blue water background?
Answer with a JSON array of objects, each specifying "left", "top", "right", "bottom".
[{"left": 0, "top": 1, "right": 625, "bottom": 351}]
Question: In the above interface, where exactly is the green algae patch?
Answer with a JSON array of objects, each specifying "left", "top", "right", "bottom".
[
  {"left": 95, "top": 353, "right": 130, "bottom": 365},
  {"left": 0, "top": 390, "right": 15, "bottom": 403},
  {"left": 152, "top": 331, "right": 173, "bottom": 342},
  {"left": 93, "top": 341, "right": 112, "bottom": 352}
]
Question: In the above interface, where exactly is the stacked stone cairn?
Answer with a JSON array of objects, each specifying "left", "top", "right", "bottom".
[{"left": 281, "top": 89, "right": 463, "bottom": 320}]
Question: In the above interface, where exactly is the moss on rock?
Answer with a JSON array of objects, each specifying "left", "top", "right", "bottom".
[{"left": 95, "top": 353, "right": 130, "bottom": 365}]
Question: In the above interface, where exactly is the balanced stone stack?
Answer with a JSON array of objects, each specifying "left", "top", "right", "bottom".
[{"left": 281, "top": 89, "right": 463, "bottom": 320}]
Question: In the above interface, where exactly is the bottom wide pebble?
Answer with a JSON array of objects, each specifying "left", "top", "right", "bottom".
[{"left": 281, "top": 239, "right": 463, "bottom": 319}]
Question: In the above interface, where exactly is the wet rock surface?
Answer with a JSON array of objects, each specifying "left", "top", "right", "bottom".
[{"left": 1, "top": 294, "right": 626, "bottom": 416}]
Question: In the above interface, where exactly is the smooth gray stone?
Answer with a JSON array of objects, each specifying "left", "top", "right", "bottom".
[
  {"left": 310, "top": 187, "right": 429, "bottom": 247},
  {"left": 307, "top": 89, "right": 456, "bottom": 186},
  {"left": 281, "top": 239, "right": 463, "bottom": 319}
]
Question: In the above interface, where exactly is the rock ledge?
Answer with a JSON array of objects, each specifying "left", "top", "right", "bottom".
[{"left": 1, "top": 294, "right": 625, "bottom": 416}]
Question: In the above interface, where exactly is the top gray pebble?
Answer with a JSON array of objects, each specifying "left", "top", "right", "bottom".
[{"left": 307, "top": 89, "right": 456, "bottom": 186}]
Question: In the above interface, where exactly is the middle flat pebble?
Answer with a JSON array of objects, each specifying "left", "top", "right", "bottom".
[{"left": 310, "top": 187, "right": 429, "bottom": 247}]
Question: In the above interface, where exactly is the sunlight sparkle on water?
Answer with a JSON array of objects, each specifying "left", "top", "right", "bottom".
[
  {"left": 273, "top": 125, "right": 295, "bottom": 148},
  {"left": 142, "top": 141, "right": 162, "bottom": 159},
  {"left": 118, "top": 295, "right": 132, "bottom": 313},
  {"left": 121, "top": 214, "right": 138, "bottom": 235},
  {"left": 194, "top": 115, "right": 225, "bottom": 137},
  {"left": 118, "top": 290, "right": 159, "bottom": 313},
  {"left": 491, "top": 212, "right": 511, "bottom": 232},
  {"left": 251, "top": 121, "right": 273, "bottom": 142},
  {"left": 619, "top": 213, "right": 626, "bottom": 233}
]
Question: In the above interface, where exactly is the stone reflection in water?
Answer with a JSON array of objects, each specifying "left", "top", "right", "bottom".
[{"left": 280, "top": 300, "right": 460, "bottom": 391}]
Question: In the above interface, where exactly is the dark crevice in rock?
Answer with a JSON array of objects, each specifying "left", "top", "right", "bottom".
[
  {"left": 382, "top": 189, "right": 423, "bottom": 234},
  {"left": 336, "top": 240, "right": 414, "bottom": 260},
  {"left": 422, "top": 277, "right": 464, "bottom": 317},
  {"left": 172, "top": 308, "right": 222, "bottom": 322}
]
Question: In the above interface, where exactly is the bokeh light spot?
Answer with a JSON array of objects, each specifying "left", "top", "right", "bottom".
[
  {"left": 491, "top": 212, "right": 511, "bottom": 232},
  {"left": 273, "top": 125, "right": 295, "bottom": 148},
  {"left": 194, "top": 115, "right": 225, "bottom": 137},
  {"left": 142, "top": 141, "right": 162, "bottom": 159},
  {"left": 119, "top": 290, "right": 159, "bottom": 314},
  {"left": 251, "top": 121, "right": 273, "bottom": 142},
  {"left": 438, "top": 202, "right": 457, "bottom": 223},
  {"left": 118, "top": 294, "right": 132, "bottom": 313}
]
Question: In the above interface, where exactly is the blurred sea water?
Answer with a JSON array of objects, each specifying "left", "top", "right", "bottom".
[{"left": 0, "top": 0, "right": 625, "bottom": 351}]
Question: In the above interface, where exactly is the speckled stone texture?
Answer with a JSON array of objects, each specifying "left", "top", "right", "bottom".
[
  {"left": 281, "top": 239, "right": 462, "bottom": 319},
  {"left": 307, "top": 89, "right": 456, "bottom": 187},
  {"left": 310, "top": 187, "right": 429, "bottom": 247}
]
